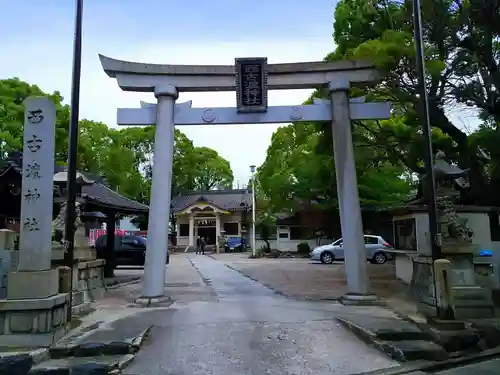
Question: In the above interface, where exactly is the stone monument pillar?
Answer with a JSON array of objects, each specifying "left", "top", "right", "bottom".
[{"left": 1, "top": 97, "right": 68, "bottom": 346}]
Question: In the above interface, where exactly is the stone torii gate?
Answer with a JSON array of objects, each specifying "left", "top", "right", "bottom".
[{"left": 99, "top": 55, "right": 391, "bottom": 304}]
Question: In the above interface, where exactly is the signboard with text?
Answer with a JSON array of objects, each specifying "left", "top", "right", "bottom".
[{"left": 235, "top": 57, "right": 268, "bottom": 113}]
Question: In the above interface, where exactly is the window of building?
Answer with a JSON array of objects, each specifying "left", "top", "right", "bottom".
[
  {"left": 488, "top": 212, "right": 500, "bottom": 241},
  {"left": 179, "top": 224, "right": 189, "bottom": 236},
  {"left": 289, "top": 226, "right": 306, "bottom": 240},
  {"left": 393, "top": 218, "right": 417, "bottom": 251},
  {"left": 223, "top": 222, "right": 239, "bottom": 236}
]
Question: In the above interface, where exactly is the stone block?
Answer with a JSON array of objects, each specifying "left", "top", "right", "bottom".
[
  {"left": 336, "top": 315, "right": 430, "bottom": 341},
  {"left": 29, "top": 368, "right": 69, "bottom": 374},
  {"left": 74, "top": 248, "right": 96, "bottom": 261},
  {"left": 52, "top": 306, "right": 64, "bottom": 327},
  {"left": 9, "top": 312, "right": 35, "bottom": 333},
  {"left": 0, "top": 312, "right": 6, "bottom": 335},
  {"left": 422, "top": 326, "right": 480, "bottom": 352},
  {"left": 73, "top": 342, "right": 106, "bottom": 357},
  {"left": 0, "top": 294, "right": 68, "bottom": 347},
  {"left": 380, "top": 340, "right": 449, "bottom": 362},
  {"left": 71, "top": 363, "right": 110, "bottom": 375},
  {"left": 7, "top": 269, "right": 58, "bottom": 299},
  {"left": 0, "top": 354, "right": 33, "bottom": 375}
]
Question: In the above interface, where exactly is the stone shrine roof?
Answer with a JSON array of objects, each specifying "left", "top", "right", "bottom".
[{"left": 171, "top": 189, "right": 252, "bottom": 213}]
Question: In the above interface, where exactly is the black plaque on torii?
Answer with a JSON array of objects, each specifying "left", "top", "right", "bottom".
[{"left": 235, "top": 57, "right": 268, "bottom": 113}]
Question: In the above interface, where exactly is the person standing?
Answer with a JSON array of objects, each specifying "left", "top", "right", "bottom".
[
  {"left": 201, "top": 236, "right": 206, "bottom": 255},
  {"left": 196, "top": 236, "right": 201, "bottom": 254}
]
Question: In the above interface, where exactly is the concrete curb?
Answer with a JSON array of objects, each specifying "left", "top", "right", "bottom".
[
  {"left": 105, "top": 276, "right": 142, "bottom": 290},
  {"left": 353, "top": 346, "right": 500, "bottom": 375},
  {"left": 30, "top": 348, "right": 50, "bottom": 365}
]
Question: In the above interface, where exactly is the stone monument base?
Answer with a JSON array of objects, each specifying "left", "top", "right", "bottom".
[
  {"left": 411, "top": 255, "right": 495, "bottom": 319},
  {"left": 7, "top": 269, "right": 59, "bottom": 299},
  {"left": 0, "top": 293, "right": 69, "bottom": 347},
  {"left": 339, "top": 292, "right": 385, "bottom": 306},
  {"left": 52, "top": 244, "right": 96, "bottom": 262}
]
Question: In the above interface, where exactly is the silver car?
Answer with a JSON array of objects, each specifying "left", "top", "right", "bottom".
[{"left": 309, "top": 235, "right": 393, "bottom": 265}]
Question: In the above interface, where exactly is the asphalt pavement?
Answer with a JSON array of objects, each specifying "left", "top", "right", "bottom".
[{"left": 123, "top": 254, "right": 398, "bottom": 375}]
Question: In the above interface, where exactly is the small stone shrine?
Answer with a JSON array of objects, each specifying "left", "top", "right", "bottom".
[
  {"left": 411, "top": 151, "right": 495, "bottom": 319},
  {"left": 0, "top": 97, "right": 69, "bottom": 346}
]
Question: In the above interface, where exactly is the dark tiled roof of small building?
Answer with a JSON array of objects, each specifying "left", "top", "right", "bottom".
[
  {"left": 82, "top": 183, "right": 148, "bottom": 213},
  {"left": 171, "top": 189, "right": 252, "bottom": 212},
  {"left": 1, "top": 152, "right": 148, "bottom": 214}
]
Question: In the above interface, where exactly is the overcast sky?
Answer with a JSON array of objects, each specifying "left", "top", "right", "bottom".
[{"left": 1, "top": 0, "right": 339, "bottom": 186}]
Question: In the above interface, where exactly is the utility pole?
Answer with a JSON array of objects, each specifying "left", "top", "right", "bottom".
[{"left": 64, "top": 0, "right": 84, "bottom": 323}]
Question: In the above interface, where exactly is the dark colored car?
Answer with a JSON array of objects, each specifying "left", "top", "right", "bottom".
[
  {"left": 95, "top": 234, "right": 169, "bottom": 266},
  {"left": 224, "top": 237, "right": 247, "bottom": 252}
]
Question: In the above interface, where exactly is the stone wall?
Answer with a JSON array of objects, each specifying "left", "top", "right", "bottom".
[
  {"left": 0, "top": 293, "right": 68, "bottom": 346},
  {"left": 71, "top": 259, "right": 106, "bottom": 314}
]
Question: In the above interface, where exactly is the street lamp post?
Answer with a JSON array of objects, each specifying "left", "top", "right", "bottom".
[{"left": 250, "top": 165, "right": 256, "bottom": 257}]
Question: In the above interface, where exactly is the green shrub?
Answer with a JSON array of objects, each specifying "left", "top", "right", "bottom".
[{"left": 297, "top": 242, "right": 311, "bottom": 254}]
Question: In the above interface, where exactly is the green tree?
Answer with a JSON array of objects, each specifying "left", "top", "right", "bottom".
[
  {"left": 0, "top": 77, "right": 70, "bottom": 161},
  {"left": 329, "top": 0, "right": 499, "bottom": 205},
  {"left": 190, "top": 147, "right": 234, "bottom": 191}
]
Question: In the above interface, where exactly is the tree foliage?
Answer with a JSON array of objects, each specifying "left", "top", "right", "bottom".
[
  {"left": 258, "top": 0, "right": 500, "bottom": 211},
  {"left": 0, "top": 77, "right": 234, "bottom": 210}
]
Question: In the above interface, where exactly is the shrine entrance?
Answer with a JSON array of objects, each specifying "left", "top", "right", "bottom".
[{"left": 99, "top": 54, "right": 392, "bottom": 302}]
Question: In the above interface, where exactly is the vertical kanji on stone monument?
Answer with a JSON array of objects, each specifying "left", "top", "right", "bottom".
[{"left": 19, "top": 97, "right": 56, "bottom": 271}]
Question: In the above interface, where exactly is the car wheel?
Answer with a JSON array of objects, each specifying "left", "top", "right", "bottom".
[
  {"left": 320, "top": 251, "right": 334, "bottom": 264},
  {"left": 373, "top": 252, "right": 387, "bottom": 264}
]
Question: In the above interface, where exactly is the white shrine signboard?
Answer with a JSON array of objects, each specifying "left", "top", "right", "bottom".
[{"left": 19, "top": 97, "right": 56, "bottom": 271}]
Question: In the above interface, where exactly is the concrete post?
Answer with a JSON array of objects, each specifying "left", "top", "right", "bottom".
[
  {"left": 215, "top": 213, "right": 221, "bottom": 254},
  {"left": 141, "top": 85, "right": 177, "bottom": 300},
  {"left": 188, "top": 214, "right": 194, "bottom": 247},
  {"left": 329, "top": 80, "right": 370, "bottom": 297}
]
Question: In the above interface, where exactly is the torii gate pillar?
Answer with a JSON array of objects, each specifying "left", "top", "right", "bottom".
[
  {"left": 138, "top": 85, "right": 178, "bottom": 302},
  {"left": 329, "top": 80, "right": 371, "bottom": 301}
]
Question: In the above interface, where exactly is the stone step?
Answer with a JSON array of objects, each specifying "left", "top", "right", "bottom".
[
  {"left": 30, "top": 354, "right": 125, "bottom": 374},
  {"left": 336, "top": 315, "right": 449, "bottom": 362},
  {"left": 380, "top": 340, "right": 449, "bottom": 362},
  {"left": 337, "top": 316, "right": 432, "bottom": 342}
]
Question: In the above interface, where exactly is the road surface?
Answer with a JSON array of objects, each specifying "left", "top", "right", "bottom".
[{"left": 123, "top": 254, "right": 397, "bottom": 375}]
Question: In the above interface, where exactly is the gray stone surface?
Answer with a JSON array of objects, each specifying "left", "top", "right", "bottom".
[
  {"left": 121, "top": 255, "right": 397, "bottom": 375},
  {"left": 423, "top": 325, "right": 481, "bottom": 352},
  {"left": 7, "top": 270, "right": 59, "bottom": 300},
  {"left": 472, "top": 320, "right": 500, "bottom": 349},
  {"left": 0, "top": 353, "right": 33, "bottom": 375},
  {"left": 381, "top": 340, "right": 449, "bottom": 362},
  {"left": 31, "top": 356, "right": 118, "bottom": 374},
  {"left": 434, "top": 357, "right": 500, "bottom": 374},
  {"left": 336, "top": 315, "right": 430, "bottom": 341}
]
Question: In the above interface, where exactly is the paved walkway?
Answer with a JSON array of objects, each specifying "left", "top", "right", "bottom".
[
  {"left": 210, "top": 253, "right": 405, "bottom": 301},
  {"left": 123, "top": 254, "right": 398, "bottom": 375}
]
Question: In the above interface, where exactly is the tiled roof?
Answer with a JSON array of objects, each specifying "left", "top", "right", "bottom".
[
  {"left": 82, "top": 183, "right": 148, "bottom": 213},
  {"left": 1, "top": 152, "right": 148, "bottom": 214},
  {"left": 171, "top": 189, "right": 252, "bottom": 212}
]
